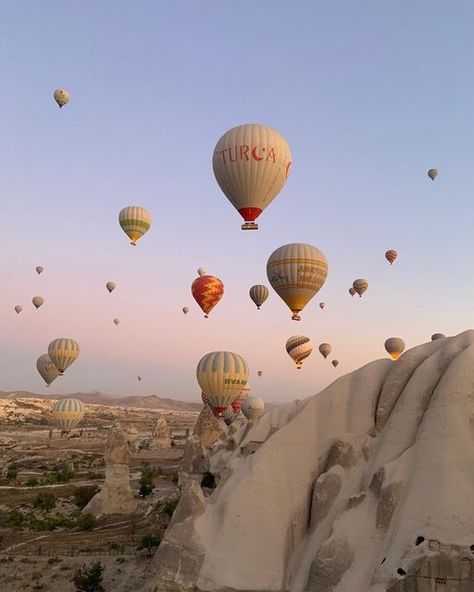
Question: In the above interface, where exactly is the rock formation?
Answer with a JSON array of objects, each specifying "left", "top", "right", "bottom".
[
  {"left": 149, "top": 330, "right": 474, "bottom": 592},
  {"left": 192, "top": 404, "right": 225, "bottom": 449},
  {"left": 152, "top": 415, "right": 171, "bottom": 447},
  {"left": 83, "top": 425, "right": 137, "bottom": 516}
]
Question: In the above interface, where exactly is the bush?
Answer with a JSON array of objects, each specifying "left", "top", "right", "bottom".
[
  {"left": 139, "top": 484, "right": 153, "bottom": 498},
  {"left": 26, "top": 477, "right": 39, "bottom": 487},
  {"left": 160, "top": 498, "right": 179, "bottom": 518},
  {"left": 138, "top": 533, "right": 161, "bottom": 557},
  {"left": 6, "top": 465, "right": 18, "bottom": 481},
  {"left": 31, "top": 514, "right": 75, "bottom": 531},
  {"left": 0, "top": 509, "right": 25, "bottom": 529},
  {"left": 33, "top": 493, "right": 56, "bottom": 512},
  {"left": 74, "top": 486, "right": 99, "bottom": 509},
  {"left": 72, "top": 561, "right": 105, "bottom": 592},
  {"left": 140, "top": 464, "right": 158, "bottom": 487},
  {"left": 78, "top": 513, "right": 96, "bottom": 531}
]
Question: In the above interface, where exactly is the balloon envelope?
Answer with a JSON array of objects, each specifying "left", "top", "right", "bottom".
[
  {"left": 332, "top": 359, "right": 339, "bottom": 367},
  {"left": 267, "top": 243, "right": 328, "bottom": 321},
  {"left": 32, "top": 296, "right": 44, "bottom": 309},
  {"left": 106, "top": 282, "right": 116, "bottom": 293},
  {"left": 119, "top": 206, "right": 152, "bottom": 246},
  {"left": 223, "top": 406, "right": 237, "bottom": 427},
  {"left": 196, "top": 351, "right": 249, "bottom": 415},
  {"left": 36, "top": 266, "right": 43, "bottom": 275},
  {"left": 48, "top": 338, "right": 80, "bottom": 375},
  {"left": 349, "top": 287, "right": 356, "bottom": 296},
  {"left": 319, "top": 343, "right": 332, "bottom": 359},
  {"left": 353, "top": 279, "right": 368, "bottom": 297},
  {"left": 385, "top": 250, "right": 398, "bottom": 265},
  {"left": 52, "top": 398, "right": 84, "bottom": 431},
  {"left": 37, "top": 354, "right": 60, "bottom": 386},
  {"left": 182, "top": 306, "right": 189, "bottom": 314},
  {"left": 286, "top": 336, "right": 314, "bottom": 368},
  {"left": 191, "top": 274, "right": 224, "bottom": 317},
  {"left": 319, "top": 302, "right": 325, "bottom": 309},
  {"left": 113, "top": 318, "right": 120, "bottom": 325},
  {"left": 428, "top": 168, "right": 438, "bottom": 181},
  {"left": 384, "top": 337, "right": 405, "bottom": 360},
  {"left": 241, "top": 396, "right": 265, "bottom": 421},
  {"left": 212, "top": 124, "right": 292, "bottom": 230},
  {"left": 14, "top": 305, "right": 22, "bottom": 314},
  {"left": 197, "top": 267, "right": 206, "bottom": 277},
  {"left": 249, "top": 285, "right": 269, "bottom": 310},
  {"left": 53, "top": 89, "right": 70, "bottom": 108}
]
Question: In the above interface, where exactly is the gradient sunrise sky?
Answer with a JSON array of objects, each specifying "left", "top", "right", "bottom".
[{"left": 0, "top": 1, "right": 473, "bottom": 402}]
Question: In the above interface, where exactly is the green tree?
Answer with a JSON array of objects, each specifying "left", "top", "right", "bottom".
[
  {"left": 33, "top": 492, "right": 56, "bottom": 512},
  {"left": 77, "top": 513, "right": 96, "bottom": 531},
  {"left": 72, "top": 561, "right": 105, "bottom": 592},
  {"left": 138, "top": 533, "right": 161, "bottom": 557}
]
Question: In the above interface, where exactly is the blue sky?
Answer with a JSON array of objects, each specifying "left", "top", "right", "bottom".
[{"left": 0, "top": 1, "right": 473, "bottom": 402}]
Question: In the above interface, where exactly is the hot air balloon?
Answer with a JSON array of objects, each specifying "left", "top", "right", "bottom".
[
  {"left": 36, "top": 354, "right": 60, "bottom": 387},
  {"left": 431, "top": 333, "right": 446, "bottom": 341},
  {"left": 223, "top": 406, "right": 237, "bottom": 427},
  {"left": 14, "top": 305, "right": 22, "bottom": 314},
  {"left": 196, "top": 351, "right": 248, "bottom": 415},
  {"left": 241, "top": 397, "right": 265, "bottom": 421},
  {"left": 113, "top": 318, "right": 120, "bottom": 325},
  {"left": 182, "top": 306, "right": 189, "bottom": 314},
  {"left": 106, "top": 282, "right": 116, "bottom": 293},
  {"left": 52, "top": 398, "right": 84, "bottom": 432},
  {"left": 385, "top": 250, "right": 398, "bottom": 265},
  {"left": 257, "top": 370, "right": 263, "bottom": 377},
  {"left": 231, "top": 385, "right": 250, "bottom": 412},
  {"left": 353, "top": 279, "right": 368, "bottom": 297},
  {"left": 427, "top": 169, "right": 438, "bottom": 181},
  {"left": 197, "top": 267, "right": 206, "bottom": 277},
  {"left": 137, "top": 376, "right": 142, "bottom": 381},
  {"left": 212, "top": 124, "right": 292, "bottom": 230},
  {"left": 384, "top": 337, "right": 405, "bottom": 360},
  {"left": 286, "top": 336, "right": 314, "bottom": 369},
  {"left": 267, "top": 243, "right": 328, "bottom": 321},
  {"left": 249, "top": 285, "right": 269, "bottom": 310},
  {"left": 36, "top": 266, "right": 43, "bottom": 275},
  {"left": 118, "top": 206, "right": 152, "bottom": 246},
  {"left": 319, "top": 302, "right": 325, "bottom": 309},
  {"left": 32, "top": 296, "right": 44, "bottom": 309},
  {"left": 201, "top": 391, "right": 209, "bottom": 405},
  {"left": 48, "top": 338, "right": 80, "bottom": 375},
  {"left": 191, "top": 274, "right": 224, "bottom": 318},
  {"left": 53, "top": 89, "right": 70, "bottom": 108},
  {"left": 319, "top": 343, "right": 332, "bottom": 359},
  {"left": 332, "top": 359, "right": 339, "bottom": 367},
  {"left": 349, "top": 287, "right": 356, "bottom": 296}
]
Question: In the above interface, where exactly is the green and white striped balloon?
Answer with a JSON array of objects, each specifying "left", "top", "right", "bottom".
[
  {"left": 52, "top": 398, "right": 85, "bottom": 431},
  {"left": 118, "top": 206, "right": 152, "bottom": 246},
  {"left": 48, "top": 338, "right": 80, "bottom": 375}
]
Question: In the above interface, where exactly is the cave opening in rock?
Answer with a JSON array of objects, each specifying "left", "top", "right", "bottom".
[
  {"left": 415, "top": 536, "right": 425, "bottom": 546},
  {"left": 201, "top": 472, "right": 216, "bottom": 489},
  {"left": 397, "top": 568, "right": 406, "bottom": 576}
]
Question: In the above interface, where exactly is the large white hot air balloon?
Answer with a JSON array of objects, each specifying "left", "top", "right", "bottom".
[
  {"left": 212, "top": 124, "right": 292, "bottom": 230},
  {"left": 196, "top": 351, "right": 249, "bottom": 415},
  {"left": 48, "top": 338, "right": 80, "bottom": 375},
  {"left": 241, "top": 396, "right": 265, "bottom": 421},
  {"left": 267, "top": 243, "right": 328, "bottom": 320}
]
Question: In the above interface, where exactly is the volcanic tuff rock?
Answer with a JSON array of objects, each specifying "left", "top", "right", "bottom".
[{"left": 149, "top": 330, "right": 474, "bottom": 592}]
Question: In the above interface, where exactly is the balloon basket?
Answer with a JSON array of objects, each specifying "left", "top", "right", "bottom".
[
  {"left": 291, "top": 313, "right": 301, "bottom": 321},
  {"left": 241, "top": 222, "right": 258, "bottom": 230}
]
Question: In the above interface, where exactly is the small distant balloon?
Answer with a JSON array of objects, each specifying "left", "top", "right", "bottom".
[
  {"left": 352, "top": 279, "right": 368, "bottom": 297},
  {"left": 249, "top": 285, "right": 269, "bottom": 310},
  {"left": 286, "top": 336, "right": 314, "bottom": 369},
  {"left": 384, "top": 337, "right": 405, "bottom": 360},
  {"left": 319, "top": 343, "right": 332, "bottom": 359},
  {"left": 182, "top": 306, "right": 189, "bottom": 314},
  {"left": 319, "top": 302, "right": 325, "bottom": 309},
  {"left": 431, "top": 333, "right": 446, "bottom": 341},
  {"left": 349, "top": 287, "right": 356, "bottom": 296},
  {"left": 119, "top": 206, "right": 152, "bottom": 246},
  {"left": 106, "top": 282, "right": 116, "bottom": 293},
  {"left": 385, "top": 250, "right": 398, "bottom": 265},
  {"left": 53, "top": 89, "right": 70, "bottom": 108},
  {"left": 332, "top": 359, "right": 339, "bottom": 367},
  {"left": 137, "top": 376, "right": 142, "bottom": 381},
  {"left": 241, "top": 396, "right": 265, "bottom": 421},
  {"left": 14, "top": 305, "right": 22, "bottom": 314},
  {"left": 36, "top": 266, "right": 43, "bottom": 275},
  {"left": 427, "top": 169, "right": 438, "bottom": 181},
  {"left": 197, "top": 267, "right": 206, "bottom": 277},
  {"left": 257, "top": 370, "right": 263, "bottom": 377},
  {"left": 113, "top": 318, "right": 120, "bottom": 326},
  {"left": 32, "top": 296, "right": 44, "bottom": 309}
]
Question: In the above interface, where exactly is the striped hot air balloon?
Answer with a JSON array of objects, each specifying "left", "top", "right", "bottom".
[
  {"left": 384, "top": 337, "right": 405, "bottom": 360},
  {"left": 249, "top": 285, "right": 269, "bottom": 310},
  {"left": 36, "top": 354, "right": 60, "bottom": 387},
  {"left": 196, "top": 351, "right": 248, "bottom": 415},
  {"left": 212, "top": 124, "right": 292, "bottom": 230},
  {"left": 191, "top": 274, "right": 224, "bottom": 317},
  {"left": 223, "top": 406, "right": 237, "bottom": 427},
  {"left": 48, "top": 338, "right": 80, "bottom": 375},
  {"left": 53, "top": 89, "right": 70, "bottom": 108},
  {"left": 353, "top": 279, "right": 368, "bottom": 297},
  {"left": 201, "top": 391, "right": 209, "bottom": 405},
  {"left": 231, "top": 385, "right": 250, "bottom": 412},
  {"left": 319, "top": 343, "right": 332, "bottom": 359},
  {"left": 118, "top": 206, "right": 152, "bottom": 246},
  {"left": 385, "top": 250, "right": 398, "bottom": 265},
  {"left": 52, "top": 398, "right": 85, "bottom": 432},
  {"left": 267, "top": 243, "right": 328, "bottom": 321},
  {"left": 286, "top": 336, "right": 314, "bottom": 369},
  {"left": 241, "top": 396, "right": 265, "bottom": 421}
]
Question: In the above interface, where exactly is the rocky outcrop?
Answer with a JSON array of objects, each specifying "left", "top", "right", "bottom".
[
  {"left": 149, "top": 330, "right": 474, "bottom": 592},
  {"left": 192, "top": 405, "right": 224, "bottom": 449}
]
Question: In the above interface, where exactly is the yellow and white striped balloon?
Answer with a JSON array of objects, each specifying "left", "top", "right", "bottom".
[
  {"left": 249, "top": 285, "right": 269, "bottom": 310},
  {"left": 286, "top": 335, "right": 314, "bottom": 369},
  {"left": 241, "top": 396, "right": 265, "bottom": 421},
  {"left": 318, "top": 343, "right": 332, "bottom": 359},
  {"left": 48, "top": 338, "right": 80, "bottom": 375},
  {"left": 52, "top": 398, "right": 85, "bottom": 431},
  {"left": 118, "top": 206, "right": 152, "bottom": 246},
  {"left": 53, "top": 89, "right": 70, "bottom": 108},
  {"left": 384, "top": 337, "right": 405, "bottom": 360},
  {"left": 267, "top": 243, "right": 328, "bottom": 320},
  {"left": 212, "top": 124, "right": 292, "bottom": 230},
  {"left": 196, "top": 351, "right": 249, "bottom": 415},
  {"left": 36, "top": 354, "right": 60, "bottom": 387}
]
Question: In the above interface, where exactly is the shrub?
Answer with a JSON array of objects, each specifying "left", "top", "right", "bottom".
[
  {"left": 160, "top": 498, "right": 179, "bottom": 518},
  {"left": 26, "top": 478, "right": 39, "bottom": 487},
  {"left": 140, "top": 464, "right": 158, "bottom": 487},
  {"left": 33, "top": 492, "right": 56, "bottom": 512},
  {"left": 78, "top": 513, "right": 96, "bottom": 531},
  {"left": 72, "top": 561, "right": 105, "bottom": 592},
  {"left": 138, "top": 533, "right": 161, "bottom": 557},
  {"left": 6, "top": 465, "right": 18, "bottom": 481},
  {"left": 74, "top": 486, "right": 99, "bottom": 509}
]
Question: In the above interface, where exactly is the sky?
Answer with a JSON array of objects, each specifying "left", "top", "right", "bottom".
[{"left": 0, "top": 1, "right": 473, "bottom": 403}]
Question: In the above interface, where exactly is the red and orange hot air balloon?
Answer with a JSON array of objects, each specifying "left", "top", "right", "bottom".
[{"left": 191, "top": 271, "right": 224, "bottom": 318}]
